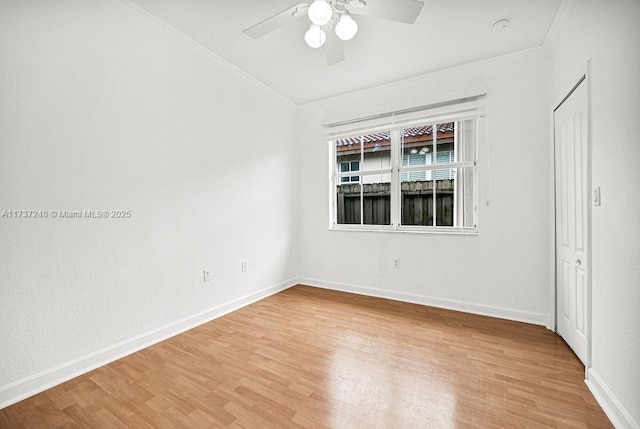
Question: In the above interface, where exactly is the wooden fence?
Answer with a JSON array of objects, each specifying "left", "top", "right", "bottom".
[{"left": 336, "top": 180, "right": 454, "bottom": 226}]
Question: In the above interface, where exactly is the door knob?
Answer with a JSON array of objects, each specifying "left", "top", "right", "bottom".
[{"left": 576, "top": 259, "right": 582, "bottom": 265}]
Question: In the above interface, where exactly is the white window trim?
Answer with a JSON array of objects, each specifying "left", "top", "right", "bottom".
[{"left": 327, "top": 96, "right": 484, "bottom": 234}]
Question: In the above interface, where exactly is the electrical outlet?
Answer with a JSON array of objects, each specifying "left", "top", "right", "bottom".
[
  {"left": 241, "top": 261, "right": 248, "bottom": 272},
  {"left": 393, "top": 258, "right": 401, "bottom": 269},
  {"left": 203, "top": 269, "right": 211, "bottom": 282}
]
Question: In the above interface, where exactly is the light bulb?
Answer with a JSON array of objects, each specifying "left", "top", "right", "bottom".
[
  {"left": 304, "top": 24, "right": 326, "bottom": 49},
  {"left": 335, "top": 14, "right": 358, "bottom": 41},
  {"left": 308, "top": 0, "right": 333, "bottom": 26}
]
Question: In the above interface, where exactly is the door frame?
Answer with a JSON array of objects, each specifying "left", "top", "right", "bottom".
[{"left": 550, "top": 60, "right": 592, "bottom": 372}]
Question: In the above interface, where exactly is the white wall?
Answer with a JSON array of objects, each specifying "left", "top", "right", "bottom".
[
  {"left": 297, "top": 49, "right": 552, "bottom": 325},
  {"left": 3, "top": 0, "right": 636, "bottom": 424},
  {"left": 545, "top": 1, "right": 640, "bottom": 427},
  {"left": 0, "top": 0, "right": 298, "bottom": 404}
]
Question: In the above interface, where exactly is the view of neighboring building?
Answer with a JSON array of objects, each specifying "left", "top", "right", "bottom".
[{"left": 335, "top": 122, "right": 462, "bottom": 226}]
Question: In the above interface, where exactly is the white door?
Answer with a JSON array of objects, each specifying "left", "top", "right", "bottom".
[{"left": 554, "top": 78, "right": 589, "bottom": 364}]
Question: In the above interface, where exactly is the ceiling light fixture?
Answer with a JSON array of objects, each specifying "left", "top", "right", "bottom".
[
  {"left": 303, "top": 0, "right": 360, "bottom": 48},
  {"left": 308, "top": 0, "right": 333, "bottom": 26},
  {"left": 335, "top": 13, "right": 358, "bottom": 41},
  {"left": 243, "top": 0, "right": 425, "bottom": 65},
  {"left": 304, "top": 24, "right": 327, "bottom": 48}
]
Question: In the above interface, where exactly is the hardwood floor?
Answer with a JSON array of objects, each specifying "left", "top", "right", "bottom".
[{"left": 1, "top": 285, "right": 612, "bottom": 428}]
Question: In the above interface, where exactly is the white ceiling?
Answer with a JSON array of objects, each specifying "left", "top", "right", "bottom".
[{"left": 128, "top": 0, "right": 562, "bottom": 104}]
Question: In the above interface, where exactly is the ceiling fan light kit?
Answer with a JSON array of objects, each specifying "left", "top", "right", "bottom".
[
  {"left": 304, "top": 0, "right": 359, "bottom": 48},
  {"left": 305, "top": 24, "right": 327, "bottom": 48},
  {"left": 243, "top": 0, "right": 425, "bottom": 64},
  {"left": 335, "top": 14, "right": 358, "bottom": 41},
  {"left": 308, "top": 0, "right": 333, "bottom": 26}
]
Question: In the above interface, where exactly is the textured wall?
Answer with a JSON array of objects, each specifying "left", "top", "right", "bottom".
[
  {"left": 546, "top": 0, "right": 640, "bottom": 425},
  {"left": 297, "top": 49, "right": 552, "bottom": 325},
  {"left": 0, "top": 0, "right": 298, "bottom": 389}
]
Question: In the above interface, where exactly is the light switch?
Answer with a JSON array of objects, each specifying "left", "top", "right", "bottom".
[{"left": 593, "top": 186, "right": 601, "bottom": 206}]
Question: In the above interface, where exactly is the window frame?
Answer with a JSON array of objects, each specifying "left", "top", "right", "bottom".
[
  {"left": 333, "top": 135, "right": 394, "bottom": 228},
  {"left": 329, "top": 119, "right": 480, "bottom": 234}
]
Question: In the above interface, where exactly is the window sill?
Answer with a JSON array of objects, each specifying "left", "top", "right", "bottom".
[{"left": 329, "top": 225, "right": 478, "bottom": 235}]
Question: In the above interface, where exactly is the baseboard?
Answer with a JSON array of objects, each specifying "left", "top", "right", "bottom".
[
  {"left": 586, "top": 368, "right": 640, "bottom": 429},
  {"left": 299, "top": 277, "right": 548, "bottom": 326},
  {"left": 0, "top": 278, "right": 297, "bottom": 410}
]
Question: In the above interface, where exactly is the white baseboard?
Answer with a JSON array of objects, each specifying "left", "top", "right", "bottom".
[
  {"left": 298, "top": 277, "right": 548, "bottom": 326},
  {"left": 586, "top": 368, "right": 640, "bottom": 429},
  {"left": 0, "top": 278, "right": 297, "bottom": 410}
]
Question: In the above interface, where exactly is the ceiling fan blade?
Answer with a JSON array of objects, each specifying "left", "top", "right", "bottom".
[
  {"left": 349, "top": 0, "right": 424, "bottom": 24},
  {"left": 323, "top": 32, "right": 345, "bottom": 65},
  {"left": 243, "top": 3, "right": 309, "bottom": 39}
]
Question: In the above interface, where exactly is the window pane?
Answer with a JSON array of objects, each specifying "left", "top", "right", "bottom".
[
  {"left": 336, "top": 182, "right": 361, "bottom": 225},
  {"left": 434, "top": 122, "right": 455, "bottom": 164},
  {"left": 456, "top": 167, "right": 475, "bottom": 227},
  {"left": 401, "top": 170, "right": 434, "bottom": 226},
  {"left": 435, "top": 169, "right": 455, "bottom": 226},
  {"left": 362, "top": 173, "right": 391, "bottom": 226},
  {"left": 402, "top": 126, "right": 433, "bottom": 164},
  {"left": 435, "top": 166, "right": 455, "bottom": 180},
  {"left": 401, "top": 167, "right": 431, "bottom": 182},
  {"left": 458, "top": 119, "right": 476, "bottom": 163},
  {"left": 363, "top": 131, "right": 391, "bottom": 172},
  {"left": 336, "top": 139, "right": 360, "bottom": 183}
]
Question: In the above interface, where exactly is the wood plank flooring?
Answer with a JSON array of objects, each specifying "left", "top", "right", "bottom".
[{"left": 0, "top": 285, "right": 612, "bottom": 428}]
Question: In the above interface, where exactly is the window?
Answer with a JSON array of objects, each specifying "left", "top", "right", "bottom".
[
  {"left": 327, "top": 96, "right": 483, "bottom": 233},
  {"left": 334, "top": 132, "right": 391, "bottom": 225},
  {"left": 340, "top": 161, "right": 360, "bottom": 183}
]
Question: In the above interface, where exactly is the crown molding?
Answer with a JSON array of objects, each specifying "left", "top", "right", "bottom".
[{"left": 543, "top": 0, "right": 575, "bottom": 48}]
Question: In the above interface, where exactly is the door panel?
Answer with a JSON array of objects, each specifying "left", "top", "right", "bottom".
[
  {"left": 561, "top": 262, "right": 570, "bottom": 318},
  {"left": 554, "top": 79, "right": 589, "bottom": 364},
  {"left": 576, "top": 268, "right": 586, "bottom": 334}
]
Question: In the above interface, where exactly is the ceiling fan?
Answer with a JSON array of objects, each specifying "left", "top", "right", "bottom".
[{"left": 243, "top": 0, "right": 425, "bottom": 65}]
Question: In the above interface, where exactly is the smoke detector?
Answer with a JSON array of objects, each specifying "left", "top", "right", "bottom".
[{"left": 492, "top": 18, "right": 510, "bottom": 31}]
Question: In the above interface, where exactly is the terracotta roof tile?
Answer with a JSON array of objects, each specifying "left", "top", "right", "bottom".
[{"left": 336, "top": 123, "right": 454, "bottom": 146}]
